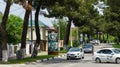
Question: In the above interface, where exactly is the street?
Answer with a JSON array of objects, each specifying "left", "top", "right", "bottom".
[{"left": 2, "top": 43, "right": 120, "bottom": 67}]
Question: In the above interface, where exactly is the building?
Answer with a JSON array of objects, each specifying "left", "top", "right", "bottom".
[{"left": 27, "top": 16, "right": 54, "bottom": 52}]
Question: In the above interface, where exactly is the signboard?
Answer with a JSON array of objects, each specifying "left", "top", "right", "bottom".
[{"left": 48, "top": 32, "right": 58, "bottom": 55}]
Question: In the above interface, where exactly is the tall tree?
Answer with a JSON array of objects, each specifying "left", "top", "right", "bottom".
[
  {"left": 105, "top": 0, "right": 120, "bottom": 43},
  {"left": 45, "top": 0, "right": 98, "bottom": 49},
  {"left": 16, "top": 0, "right": 32, "bottom": 60},
  {"left": 73, "top": 0, "right": 100, "bottom": 41},
  {"left": 0, "top": 0, "right": 12, "bottom": 63},
  {"left": 64, "top": 0, "right": 98, "bottom": 47},
  {"left": 31, "top": 0, "right": 42, "bottom": 58}
]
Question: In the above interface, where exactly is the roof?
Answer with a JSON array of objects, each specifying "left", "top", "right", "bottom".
[
  {"left": 28, "top": 20, "right": 48, "bottom": 27},
  {"left": 101, "top": 47, "right": 115, "bottom": 49}
]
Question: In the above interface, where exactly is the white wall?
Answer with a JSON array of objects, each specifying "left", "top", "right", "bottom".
[{"left": 27, "top": 27, "right": 48, "bottom": 40}]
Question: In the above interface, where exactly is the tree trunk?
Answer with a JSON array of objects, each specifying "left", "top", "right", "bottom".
[
  {"left": 64, "top": 19, "right": 72, "bottom": 49},
  {"left": 87, "top": 33, "right": 90, "bottom": 42},
  {"left": 16, "top": 0, "right": 32, "bottom": 60},
  {"left": 0, "top": 0, "right": 11, "bottom": 63},
  {"left": 96, "top": 30, "right": 99, "bottom": 40},
  {"left": 102, "top": 33, "right": 105, "bottom": 43},
  {"left": 117, "top": 32, "right": 120, "bottom": 45},
  {"left": 31, "top": 2, "right": 41, "bottom": 58},
  {"left": 106, "top": 33, "right": 109, "bottom": 43}
]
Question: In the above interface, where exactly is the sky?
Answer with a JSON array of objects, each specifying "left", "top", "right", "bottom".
[{"left": 94, "top": 0, "right": 108, "bottom": 15}]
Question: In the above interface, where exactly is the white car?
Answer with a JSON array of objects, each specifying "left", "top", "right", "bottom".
[
  {"left": 93, "top": 48, "right": 120, "bottom": 64},
  {"left": 90, "top": 40, "right": 100, "bottom": 45},
  {"left": 67, "top": 47, "right": 84, "bottom": 60}
]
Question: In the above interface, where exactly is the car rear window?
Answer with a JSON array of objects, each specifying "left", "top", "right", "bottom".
[
  {"left": 69, "top": 48, "right": 80, "bottom": 52},
  {"left": 112, "top": 49, "right": 120, "bottom": 54}
]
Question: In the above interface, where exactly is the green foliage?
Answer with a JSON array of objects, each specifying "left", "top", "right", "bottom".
[
  {"left": 53, "top": 18, "right": 67, "bottom": 40},
  {"left": 72, "top": 40, "right": 80, "bottom": 47},
  {"left": 107, "top": 0, "right": 120, "bottom": 10},
  {"left": 6, "top": 55, "right": 55, "bottom": 64},
  {"left": 46, "top": 0, "right": 99, "bottom": 45},
  {"left": 73, "top": 0, "right": 100, "bottom": 39},
  {"left": 72, "top": 28, "right": 77, "bottom": 37},
  {"left": 113, "top": 43, "right": 120, "bottom": 48},
  {"left": 108, "top": 35, "right": 116, "bottom": 42},
  {"left": 104, "top": 0, "right": 120, "bottom": 42},
  {"left": 0, "top": 14, "right": 2, "bottom": 22},
  {"left": 59, "top": 49, "right": 68, "bottom": 53},
  {"left": 6, "top": 14, "right": 23, "bottom": 44}
]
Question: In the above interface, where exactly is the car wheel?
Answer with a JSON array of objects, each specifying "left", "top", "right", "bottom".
[
  {"left": 116, "top": 58, "right": 120, "bottom": 64},
  {"left": 82, "top": 56, "right": 84, "bottom": 59},
  {"left": 67, "top": 58, "right": 70, "bottom": 60},
  {"left": 95, "top": 58, "right": 101, "bottom": 63},
  {"left": 67, "top": 58, "right": 69, "bottom": 60}
]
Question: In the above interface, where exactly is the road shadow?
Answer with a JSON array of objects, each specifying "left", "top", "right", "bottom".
[{"left": 39, "top": 57, "right": 93, "bottom": 64}]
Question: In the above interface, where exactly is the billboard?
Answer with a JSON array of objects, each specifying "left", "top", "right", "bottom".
[{"left": 48, "top": 32, "right": 58, "bottom": 55}]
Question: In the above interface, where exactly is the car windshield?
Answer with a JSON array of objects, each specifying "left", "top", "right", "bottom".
[
  {"left": 112, "top": 49, "right": 120, "bottom": 54},
  {"left": 84, "top": 45, "right": 92, "bottom": 48},
  {"left": 69, "top": 48, "right": 80, "bottom": 52}
]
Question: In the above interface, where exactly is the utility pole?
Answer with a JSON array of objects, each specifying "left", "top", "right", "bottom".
[{"left": 30, "top": 11, "right": 33, "bottom": 54}]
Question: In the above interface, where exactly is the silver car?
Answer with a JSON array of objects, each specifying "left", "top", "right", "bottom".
[
  {"left": 90, "top": 40, "right": 100, "bottom": 45},
  {"left": 93, "top": 48, "right": 120, "bottom": 64},
  {"left": 67, "top": 47, "right": 84, "bottom": 60},
  {"left": 83, "top": 43, "right": 93, "bottom": 53}
]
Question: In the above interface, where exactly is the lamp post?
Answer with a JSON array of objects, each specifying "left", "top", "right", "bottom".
[
  {"left": 58, "top": 17, "right": 61, "bottom": 51},
  {"left": 30, "top": 11, "right": 33, "bottom": 54}
]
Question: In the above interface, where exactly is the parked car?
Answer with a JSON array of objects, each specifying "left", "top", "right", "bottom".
[
  {"left": 90, "top": 40, "right": 100, "bottom": 45},
  {"left": 93, "top": 48, "right": 120, "bottom": 64},
  {"left": 66, "top": 47, "right": 84, "bottom": 60},
  {"left": 83, "top": 43, "right": 93, "bottom": 53}
]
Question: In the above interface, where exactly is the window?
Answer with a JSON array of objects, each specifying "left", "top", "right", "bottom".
[
  {"left": 97, "top": 49, "right": 112, "bottom": 54},
  {"left": 97, "top": 50, "right": 105, "bottom": 54},
  {"left": 112, "top": 49, "right": 120, "bottom": 54},
  {"left": 104, "top": 49, "right": 112, "bottom": 54}
]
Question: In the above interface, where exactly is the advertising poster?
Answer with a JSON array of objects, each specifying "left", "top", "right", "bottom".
[{"left": 48, "top": 32, "right": 58, "bottom": 55}]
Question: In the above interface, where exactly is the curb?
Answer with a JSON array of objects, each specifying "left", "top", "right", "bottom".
[{"left": 36, "top": 54, "right": 66, "bottom": 63}]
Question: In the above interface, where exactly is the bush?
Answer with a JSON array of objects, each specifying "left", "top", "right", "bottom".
[
  {"left": 113, "top": 43, "right": 120, "bottom": 48},
  {"left": 73, "top": 40, "right": 80, "bottom": 47},
  {"left": 59, "top": 50, "right": 68, "bottom": 53}
]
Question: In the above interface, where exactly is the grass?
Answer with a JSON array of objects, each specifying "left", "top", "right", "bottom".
[
  {"left": 113, "top": 43, "right": 120, "bottom": 48},
  {"left": 0, "top": 52, "right": 66, "bottom": 64},
  {"left": 0, "top": 55, "right": 55, "bottom": 64},
  {"left": 59, "top": 50, "right": 68, "bottom": 53}
]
